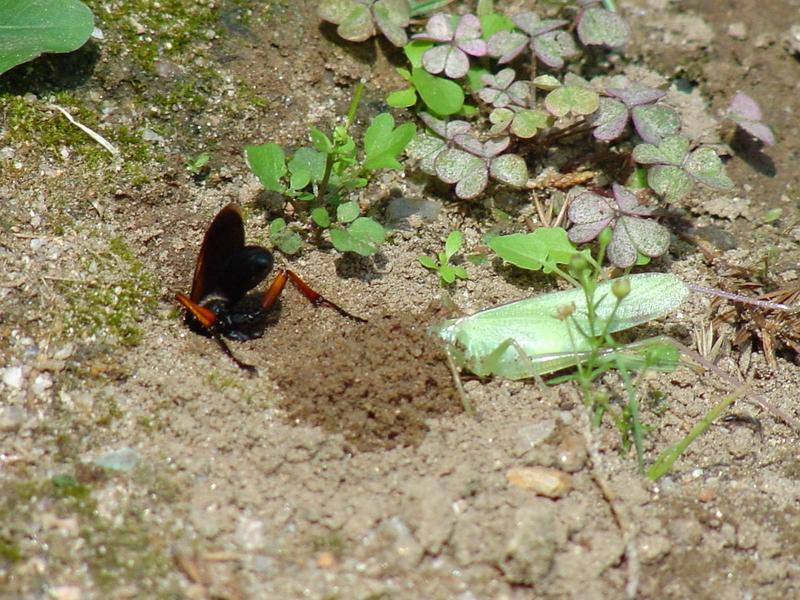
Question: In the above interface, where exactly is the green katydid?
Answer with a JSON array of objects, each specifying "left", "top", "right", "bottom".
[
  {"left": 434, "top": 226, "right": 791, "bottom": 381},
  {"left": 436, "top": 272, "right": 688, "bottom": 380}
]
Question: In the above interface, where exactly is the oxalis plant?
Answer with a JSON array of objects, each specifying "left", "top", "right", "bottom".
[{"left": 310, "top": 1, "right": 773, "bottom": 473}]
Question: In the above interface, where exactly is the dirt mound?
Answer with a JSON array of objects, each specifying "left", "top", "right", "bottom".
[{"left": 275, "top": 312, "right": 461, "bottom": 452}]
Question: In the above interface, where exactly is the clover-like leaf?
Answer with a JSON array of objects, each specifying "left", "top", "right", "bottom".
[
  {"left": 491, "top": 108, "right": 550, "bottom": 138},
  {"left": 606, "top": 87, "right": 664, "bottom": 108},
  {"left": 631, "top": 105, "right": 680, "bottom": 144},
  {"left": 577, "top": 5, "right": 630, "bottom": 48},
  {"left": 684, "top": 147, "right": 734, "bottom": 190},
  {"left": 727, "top": 91, "right": 775, "bottom": 146},
  {"left": 319, "top": 0, "right": 410, "bottom": 46},
  {"left": 568, "top": 184, "right": 670, "bottom": 268},
  {"left": 373, "top": 0, "right": 411, "bottom": 46},
  {"left": 487, "top": 29, "right": 528, "bottom": 64},
  {"left": 544, "top": 85, "right": 599, "bottom": 118},
  {"left": 405, "top": 131, "right": 445, "bottom": 174},
  {"left": 414, "top": 13, "right": 487, "bottom": 79},
  {"left": 434, "top": 133, "right": 527, "bottom": 199},
  {"left": 592, "top": 97, "right": 628, "bottom": 141},
  {"left": 489, "top": 153, "right": 528, "bottom": 187},
  {"left": 406, "top": 114, "right": 471, "bottom": 174},
  {"left": 478, "top": 68, "right": 530, "bottom": 108},
  {"left": 435, "top": 148, "right": 488, "bottom": 199},
  {"left": 646, "top": 165, "right": 693, "bottom": 201},
  {"left": 632, "top": 135, "right": 689, "bottom": 166},
  {"left": 532, "top": 30, "right": 578, "bottom": 69}
]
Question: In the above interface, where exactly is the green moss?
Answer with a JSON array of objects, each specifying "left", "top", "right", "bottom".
[
  {"left": 0, "top": 539, "right": 22, "bottom": 562},
  {"left": 63, "top": 237, "right": 160, "bottom": 346},
  {"left": 0, "top": 92, "right": 157, "bottom": 169},
  {"left": 0, "top": 472, "right": 181, "bottom": 595}
]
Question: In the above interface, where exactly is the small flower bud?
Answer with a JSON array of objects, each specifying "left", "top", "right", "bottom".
[
  {"left": 569, "top": 254, "right": 589, "bottom": 276},
  {"left": 598, "top": 226, "right": 613, "bottom": 247},
  {"left": 612, "top": 277, "right": 631, "bottom": 300},
  {"left": 556, "top": 302, "right": 576, "bottom": 320}
]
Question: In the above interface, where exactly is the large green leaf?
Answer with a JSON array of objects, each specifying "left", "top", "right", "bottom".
[{"left": 0, "top": 0, "right": 94, "bottom": 76}]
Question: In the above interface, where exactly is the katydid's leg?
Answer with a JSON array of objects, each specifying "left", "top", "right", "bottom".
[{"left": 260, "top": 269, "right": 366, "bottom": 322}]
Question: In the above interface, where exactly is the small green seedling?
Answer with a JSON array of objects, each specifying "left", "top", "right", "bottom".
[
  {"left": 437, "top": 272, "right": 687, "bottom": 379},
  {"left": 186, "top": 152, "right": 210, "bottom": 176},
  {"left": 245, "top": 82, "right": 413, "bottom": 256},
  {"left": 419, "top": 230, "right": 469, "bottom": 285}
]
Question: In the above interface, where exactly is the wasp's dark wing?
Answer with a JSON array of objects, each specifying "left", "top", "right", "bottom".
[{"left": 190, "top": 203, "right": 246, "bottom": 302}]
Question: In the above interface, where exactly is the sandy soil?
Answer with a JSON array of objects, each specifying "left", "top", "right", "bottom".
[{"left": 2, "top": 0, "right": 800, "bottom": 598}]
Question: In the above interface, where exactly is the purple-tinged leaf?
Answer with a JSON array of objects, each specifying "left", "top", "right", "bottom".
[
  {"left": 435, "top": 148, "right": 480, "bottom": 183},
  {"left": 728, "top": 92, "right": 775, "bottom": 146},
  {"left": 729, "top": 91, "right": 762, "bottom": 121},
  {"left": 507, "top": 81, "right": 531, "bottom": 106},
  {"left": 606, "top": 85, "right": 665, "bottom": 107},
  {"left": 454, "top": 13, "right": 482, "bottom": 42},
  {"left": 533, "top": 31, "right": 568, "bottom": 69},
  {"left": 631, "top": 104, "right": 680, "bottom": 144},
  {"left": 487, "top": 30, "right": 528, "bottom": 64},
  {"left": 337, "top": 3, "right": 375, "bottom": 42},
  {"left": 405, "top": 131, "right": 445, "bottom": 175},
  {"left": 488, "top": 107, "right": 514, "bottom": 134},
  {"left": 419, "top": 112, "right": 471, "bottom": 140},
  {"left": 373, "top": 0, "right": 410, "bottom": 46},
  {"left": 479, "top": 85, "right": 511, "bottom": 107},
  {"left": 568, "top": 191, "right": 615, "bottom": 242},
  {"left": 592, "top": 97, "right": 628, "bottom": 141},
  {"left": 482, "top": 136, "right": 511, "bottom": 158},
  {"left": 422, "top": 44, "right": 452, "bottom": 75},
  {"left": 512, "top": 12, "right": 567, "bottom": 37},
  {"left": 609, "top": 216, "right": 670, "bottom": 268},
  {"left": 490, "top": 153, "right": 528, "bottom": 187},
  {"left": 453, "top": 133, "right": 485, "bottom": 156},
  {"left": 318, "top": 0, "right": 359, "bottom": 23},
  {"left": 417, "top": 12, "right": 452, "bottom": 41},
  {"left": 459, "top": 38, "right": 488, "bottom": 57},
  {"left": 622, "top": 216, "right": 669, "bottom": 256},
  {"left": 684, "top": 147, "right": 734, "bottom": 190},
  {"left": 647, "top": 165, "right": 693, "bottom": 201},
  {"left": 435, "top": 148, "right": 488, "bottom": 199},
  {"left": 577, "top": 6, "right": 630, "bottom": 48},
  {"left": 568, "top": 185, "right": 670, "bottom": 267},
  {"left": 607, "top": 221, "right": 638, "bottom": 268},
  {"left": 611, "top": 183, "right": 652, "bottom": 216}
]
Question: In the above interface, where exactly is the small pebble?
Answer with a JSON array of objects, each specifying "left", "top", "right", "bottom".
[
  {"left": 0, "top": 406, "right": 26, "bottom": 432},
  {"left": 2, "top": 366, "right": 24, "bottom": 389},
  {"left": 92, "top": 447, "right": 140, "bottom": 472},
  {"left": 317, "top": 551, "right": 337, "bottom": 569},
  {"left": 507, "top": 466, "right": 572, "bottom": 498},
  {"left": 727, "top": 22, "right": 747, "bottom": 40},
  {"left": 555, "top": 433, "right": 587, "bottom": 473}
]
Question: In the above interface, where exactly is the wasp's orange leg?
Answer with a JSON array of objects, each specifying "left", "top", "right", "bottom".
[
  {"left": 260, "top": 269, "right": 366, "bottom": 322},
  {"left": 176, "top": 293, "right": 257, "bottom": 373}
]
